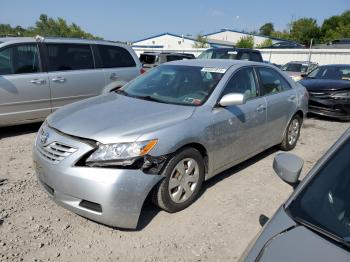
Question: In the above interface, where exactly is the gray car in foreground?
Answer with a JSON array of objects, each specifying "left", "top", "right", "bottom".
[
  {"left": 240, "top": 128, "right": 350, "bottom": 261},
  {"left": 33, "top": 59, "right": 308, "bottom": 229}
]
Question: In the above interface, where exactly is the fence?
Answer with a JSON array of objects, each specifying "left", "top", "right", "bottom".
[
  {"left": 132, "top": 47, "right": 350, "bottom": 66},
  {"left": 259, "top": 49, "right": 350, "bottom": 65}
]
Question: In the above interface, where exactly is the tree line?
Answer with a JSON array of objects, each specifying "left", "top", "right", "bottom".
[
  {"left": 195, "top": 10, "right": 350, "bottom": 48},
  {"left": 258, "top": 10, "right": 350, "bottom": 46},
  {"left": 0, "top": 14, "right": 101, "bottom": 39}
]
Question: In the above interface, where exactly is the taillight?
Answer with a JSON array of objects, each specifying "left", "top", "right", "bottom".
[{"left": 140, "top": 68, "right": 146, "bottom": 74}]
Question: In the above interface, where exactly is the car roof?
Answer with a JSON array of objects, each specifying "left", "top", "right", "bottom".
[
  {"left": 141, "top": 52, "right": 192, "bottom": 56},
  {"left": 0, "top": 36, "right": 128, "bottom": 46},
  {"left": 164, "top": 59, "right": 262, "bottom": 69},
  {"left": 320, "top": 64, "right": 350, "bottom": 67},
  {"left": 288, "top": 61, "right": 315, "bottom": 64},
  {"left": 205, "top": 47, "right": 260, "bottom": 52}
]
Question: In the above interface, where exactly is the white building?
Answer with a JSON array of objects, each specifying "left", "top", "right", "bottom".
[
  {"left": 132, "top": 32, "right": 233, "bottom": 50},
  {"left": 205, "top": 29, "right": 280, "bottom": 45}
]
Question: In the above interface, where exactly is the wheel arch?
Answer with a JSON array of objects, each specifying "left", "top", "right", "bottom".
[{"left": 174, "top": 142, "right": 209, "bottom": 176}]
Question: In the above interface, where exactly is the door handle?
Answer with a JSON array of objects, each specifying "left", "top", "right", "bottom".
[
  {"left": 288, "top": 95, "right": 296, "bottom": 101},
  {"left": 256, "top": 104, "right": 266, "bottom": 113},
  {"left": 110, "top": 73, "right": 119, "bottom": 81},
  {"left": 30, "top": 79, "right": 46, "bottom": 85},
  {"left": 52, "top": 77, "right": 66, "bottom": 83}
]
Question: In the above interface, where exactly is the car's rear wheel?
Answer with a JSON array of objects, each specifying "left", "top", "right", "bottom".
[
  {"left": 152, "top": 148, "right": 205, "bottom": 212},
  {"left": 280, "top": 114, "right": 302, "bottom": 151}
]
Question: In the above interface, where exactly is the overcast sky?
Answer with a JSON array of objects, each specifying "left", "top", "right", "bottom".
[{"left": 2, "top": 0, "right": 349, "bottom": 42}]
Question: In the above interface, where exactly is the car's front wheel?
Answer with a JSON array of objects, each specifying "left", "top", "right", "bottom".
[
  {"left": 280, "top": 114, "right": 302, "bottom": 151},
  {"left": 152, "top": 148, "right": 205, "bottom": 212}
]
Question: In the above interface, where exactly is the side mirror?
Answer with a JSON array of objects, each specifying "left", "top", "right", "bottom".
[
  {"left": 273, "top": 153, "right": 304, "bottom": 189},
  {"left": 300, "top": 73, "right": 307, "bottom": 78},
  {"left": 219, "top": 93, "right": 245, "bottom": 107}
]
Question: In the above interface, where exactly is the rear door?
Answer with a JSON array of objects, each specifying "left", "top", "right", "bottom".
[
  {"left": 45, "top": 43, "right": 105, "bottom": 110},
  {"left": 255, "top": 66, "right": 297, "bottom": 145},
  {"left": 95, "top": 44, "right": 139, "bottom": 88},
  {"left": 0, "top": 43, "right": 50, "bottom": 125}
]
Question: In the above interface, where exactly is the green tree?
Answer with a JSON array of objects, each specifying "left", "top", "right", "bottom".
[
  {"left": 255, "top": 38, "right": 273, "bottom": 48},
  {"left": 235, "top": 36, "right": 254, "bottom": 48},
  {"left": 289, "top": 18, "right": 321, "bottom": 45},
  {"left": 259, "top": 23, "right": 274, "bottom": 36},
  {"left": 321, "top": 10, "right": 350, "bottom": 43},
  {"left": 0, "top": 14, "right": 101, "bottom": 39},
  {"left": 193, "top": 34, "right": 209, "bottom": 48}
]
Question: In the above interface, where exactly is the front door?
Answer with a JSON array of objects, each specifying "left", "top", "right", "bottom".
[
  {"left": 0, "top": 43, "right": 50, "bottom": 125},
  {"left": 209, "top": 67, "right": 267, "bottom": 171}
]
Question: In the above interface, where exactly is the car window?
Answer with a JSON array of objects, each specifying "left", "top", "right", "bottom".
[
  {"left": 289, "top": 138, "right": 350, "bottom": 243},
  {"left": 166, "top": 55, "right": 183, "bottom": 62},
  {"left": 97, "top": 45, "right": 136, "bottom": 68},
  {"left": 140, "top": 54, "right": 157, "bottom": 64},
  {"left": 257, "top": 67, "right": 291, "bottom": 95},
  {"left": 47, "top": 44, "right": 94, "bottom": 71},
  {"left": 282, "top": 63, "right": 307, "bottom": 73},
  {"left": 197, "top": 49, "right": 213, "bottom": 59},
  {"left": 238, "top": 52, "right": 250, "bottom": 61},
  {"left": 221, "top": 68, "right": 258, "bottom": 100},
  {"left": 0, "top": 44, "right": 40, "bottom": 75},
  {"left": 250, "top": 52, "right": 262, "bottom": 62}
]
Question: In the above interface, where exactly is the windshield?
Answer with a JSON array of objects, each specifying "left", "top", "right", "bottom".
[
  {"left": 282, "top": 63, "right": 309, "bottom": 73},
  {"left": 120, "top": 65, "right": 225, "bottom": 106},
  {"left": 198, "top": 49, "right": 238, "bottom": 60},
  {"left": 288, "top": 137, "right": 350, "bottom": 244},
  {"left": 307, "top": 66, "right": 350, "bottom": 81}
]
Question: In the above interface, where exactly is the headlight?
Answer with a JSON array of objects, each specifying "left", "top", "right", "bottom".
[
  {"left": 86, "top": 139, "right": 158, "bottom": 166},
  {"left": 331, "top": 91, "right": 350, "bottom": 99}
]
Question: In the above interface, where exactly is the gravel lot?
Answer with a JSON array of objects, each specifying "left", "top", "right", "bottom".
[{"left": 0, "top": 116, "right": 349, "bottom": 262}]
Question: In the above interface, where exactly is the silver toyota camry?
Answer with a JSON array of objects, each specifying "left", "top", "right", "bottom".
[{"left": 33, "top": 59, "right": 308, "bottom": 229}]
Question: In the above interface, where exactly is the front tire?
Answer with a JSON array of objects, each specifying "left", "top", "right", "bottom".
[
  {"left": 152, "top": 148, "right": 205, "bottom": 212},
  {"left": 279, "top": 114, "right": 302, "bottom": 151}
]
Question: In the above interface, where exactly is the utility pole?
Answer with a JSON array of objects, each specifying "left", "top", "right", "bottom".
[{"left": 308, "top": 38, "right": 313, "bottom": 63}]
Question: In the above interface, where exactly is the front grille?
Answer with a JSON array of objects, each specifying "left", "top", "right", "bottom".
[
  {"left": 37, "top": 142, "right": 77, "bottom": 164},
  {"left": 308, "top": 91, "right": 332, "bottom": 99}
]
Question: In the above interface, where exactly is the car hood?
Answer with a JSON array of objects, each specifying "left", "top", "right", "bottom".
[
  {"left": 47, "top": 94, "right": 195, "bottom": 143},
  {"left": 299, "top": 79, "right": 350, "bottom": 91},
  {"left": 258, "top": 225, "right": 350, "bottom": 261}
]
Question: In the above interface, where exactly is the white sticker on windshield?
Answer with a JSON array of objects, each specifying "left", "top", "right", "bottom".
[
  {"left": 201, "top": 67, "right": 227, "bottom": 74},
  {"left": 227, "top": 51, "right": 238, "bottom": 55}
]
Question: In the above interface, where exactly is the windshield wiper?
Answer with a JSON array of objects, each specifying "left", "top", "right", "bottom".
[
  {"left": 294, "top": 216, "right": 350, "bottom": 249},
  {"left": 115, "top": 89, "right": 128, "bottom": 96},
  {"left": 135, "top": 95, "right": 165, "bottom": 103}
]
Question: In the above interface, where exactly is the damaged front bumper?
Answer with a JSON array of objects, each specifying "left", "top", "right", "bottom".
[
  {"left": 33, "top": 126, "right": 165, "bottom": 229},
  {"left": 308, "top": 92, "right": 350, "bottom": 120}
]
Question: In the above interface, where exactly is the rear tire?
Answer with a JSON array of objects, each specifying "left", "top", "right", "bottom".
[
  {"left": 152, "top": 148, "right": 205, "bottom": 212},
  {"left": 279, "top": 114, "right": 302, "bottom": 151}
]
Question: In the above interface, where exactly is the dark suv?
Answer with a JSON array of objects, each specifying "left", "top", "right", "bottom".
[
  {"left": 140, "top": 52, "right": 195, "bottom": 69},
  {"left": 197, "top": 48, "right": 263, "bottom": 62}
]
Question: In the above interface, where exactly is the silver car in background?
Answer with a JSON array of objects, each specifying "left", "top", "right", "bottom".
[
  {"left": 0, "top": 36, "right": 142, "bottom": 127},
  {"left": 241, "top": 128, "right": 350, "bottom": 261},
  {"left": 33, "top": 59, "right": 308, "bottom": 229}
]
